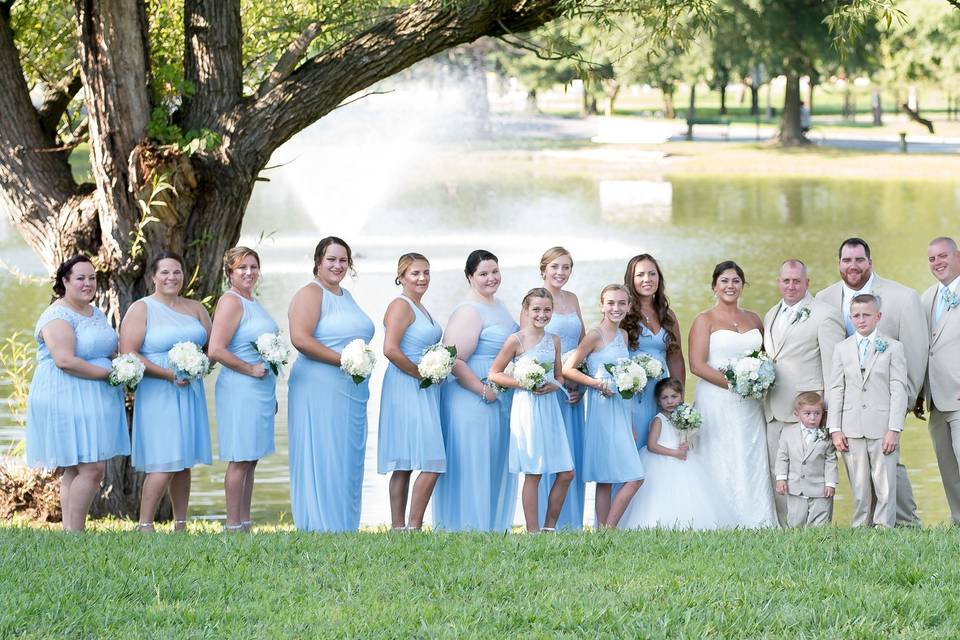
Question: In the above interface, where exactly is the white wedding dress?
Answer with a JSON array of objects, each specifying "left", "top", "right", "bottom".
[{"left": 692, "top": 329, "right": 777, "bottom": 528}]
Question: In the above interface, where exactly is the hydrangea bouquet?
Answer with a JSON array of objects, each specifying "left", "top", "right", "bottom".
[
  {"left": 632, "top": 354, "right": 665, "bottom": 382},
  {"left": 340, "top": 339, "right": 377, "bottom": 384},
  {"left": 604, "top": 357, "right": 648, "bottom": 400},
  {"left": 167, "top": 341, "right": 212, "bottom": 381},
  {"left": 107, "top": 353, "right": 145, "bottom": 392},
  {"left": 505, "top": 355, "right": 552, "bottom": 391},
  {"left": 252, "top": 332, "right": 291, "bottom": 376},
  {"left": 418, "top": 343, "right": 457, "bottom": 389},
  {"left": 670, "top": 402, "right": 703, "bottom": 443},
  {"left": 721, "top": 349, "right": 775, "bottom": 400}
]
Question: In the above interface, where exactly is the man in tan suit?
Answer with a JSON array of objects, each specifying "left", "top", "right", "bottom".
[
  {"left": 815, "top": 237, "right": 928, "bottom": 525},
  {"left": 915, "top": 236, "right": 960, "bottom": 523},
  {"left": 764, "top": 260, "right": 844, "bottom": 525},
  {"left": 775, "top": 392, "right": 838, "bottom": 528},
  {"left": 828, "top": 294, "right": 908, "bottom": 528}
]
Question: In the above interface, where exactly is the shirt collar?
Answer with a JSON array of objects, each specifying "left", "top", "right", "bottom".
[
  {"left": 855, "top": 328, "right": 878, "bottom": 343},
  {"left": 780, "top": 293, "right": 812, "bottom": 314},
  {"left": 843, "top": 272, "right": 875, "bottom": 299},
  {"left": 938, "top": 275, "right": 960, "bottom": 296}
]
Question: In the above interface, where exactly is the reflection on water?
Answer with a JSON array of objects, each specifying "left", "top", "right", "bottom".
[{"left": 2, "top": 153, "right": 959, "bottom": 527}]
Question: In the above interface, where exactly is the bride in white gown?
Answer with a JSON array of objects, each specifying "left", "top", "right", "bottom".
[{"left": 687, "top": 261, "right": 777, "bottom": 528}]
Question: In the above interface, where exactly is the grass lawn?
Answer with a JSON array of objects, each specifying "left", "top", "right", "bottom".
[{"left": 3, "top": 521, "right": 960, "bottom": 638}]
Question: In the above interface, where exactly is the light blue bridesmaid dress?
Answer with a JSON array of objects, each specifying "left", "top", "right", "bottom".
[
  {"left": 629, "top": 324, "right": 669, "bottom": 450},
  {"left": 131, "top": 297, "right": 212, "bottom": 472},
  {"left": 288, "top": 282, "right": 375, "bottom": 532},
  {"left": 433, "top": 299, "right": 518, "bottom": 531},
  {"left": 581, "top": 330, "right": 645, "bottom": 484},
  {"left": 508, "top": 332, "right": 573, "bottom": 474},
  {"left": 27, "top": 305, "right": 129, "bottom": 468},
  {"left": 539, "top": 311, "right": 586, "bottom": 529},
  {"left": 215, "top": 291, "right": 278, "bottom": 462},
  {"left": 377, "top": 295, "right": 446, "bottom": 474}
]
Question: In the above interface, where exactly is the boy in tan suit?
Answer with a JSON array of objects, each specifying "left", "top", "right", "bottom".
[
  {"left": 828, "top": 293, "right": 909, "bottom": 528},
  {"left": 775, "top": 392, "right": 838, "bottom": 527}
]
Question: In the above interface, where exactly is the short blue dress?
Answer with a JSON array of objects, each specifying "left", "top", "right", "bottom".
[
  {"left": 508, "top": 332, "right": 573, "bottom": 475},
  {"left": 377, "top": 295, "right": 446, "bottom": 474},
  {"left": 433, "top": 299, "right": 518, "bottom": 531},
  {"left": 629, "top": 324, "right": 670, "bottom": 450},
  {"left": 581, "top": 330, "right": 645, "bottom": 483},
  {"left": 131, "top": 297, "right": 212, "bottom": 472},
  {"left": 288, "top": 282, "right": 375, "bottom": 532},
  {"left": 215, "top": 291, "right": 278, "bottom": 462},
  {"left": 26, "top": 304, "right": 130, "bottom": 468},
  {"left": 540, "top": 310, "right": 586, "bottom": 529}
]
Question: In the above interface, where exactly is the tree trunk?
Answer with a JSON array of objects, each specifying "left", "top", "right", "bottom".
[
  {"left": 777, "top": 69, "right": 808, "bottom": 146},
  {"left": 603, "top": 80, "right": 620, "bottom": 117},
  {"left": 662, "top": 85, "right": 676, "bottom": 119},
  {"left": 687, "top": 82, "right": 696, "bottom": 120},
  {"left": 718, "top": 82, "right": 728, "bottom": 115},
  {"left": 808, "top": 82, "right": 816, "bottom": 117},
  {"left": 872, "top": 90, "right": 883, "bottom": 126},
  {"left": 749, "top": 85, "right": 759, "bottom": 116},
  {"left": 525, "top": 88, "right": 539, "bottom": 113}
]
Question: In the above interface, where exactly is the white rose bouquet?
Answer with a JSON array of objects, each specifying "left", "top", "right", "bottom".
[
  {"left": 107, "top": 353, "right": 145, "bottom": 392},
  {"left": 340, "top": 338, "right": 377, "bottom": 384},
  {"left": 721, "top": 349, "right": 776, "bottom": 400},
  {"left": 252, "top": 331, "right": 291, "bottom": 376},
  {"left": 505, "top": 355, "right": 552, "bottom": 391},
  {"left": 418, "top": 343, "right": 457, "bottom": 389},
  {"left": 670, "top": 402, "right": 702, "bottom": 443},
  {"left": 167, "top": 341, "right": 212, "bottom": 381},
  {"left": 603, "top": 357, "right": 648, "bottom": 400},
  {"left": 632, "top": 354, "right": 665, "bottom": 381}
]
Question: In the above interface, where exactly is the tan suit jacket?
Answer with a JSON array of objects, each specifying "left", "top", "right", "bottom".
[
  {"left": 816, "top": 274, "right": 929, "bottom": 402},
  {"left": 763, "top": 296, "right": 845, "bottom": 422},
  {"left": 774, "top": 425, "right": 838, "bottom": 497},
  {"left": 922, "top": 283, "right": 960, "bottom": 412},
  {"left": 826, "top": 333, "right": 908, "bottom": 438}
]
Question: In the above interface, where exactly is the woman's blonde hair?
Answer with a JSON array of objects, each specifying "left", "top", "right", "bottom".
[
  {"left": 539, "top": 246, "right": 573, "bottom": 277},
  {"left": 521, "top": 287, "right": 553, "bottom": 308},
  {"left": 395, "top": 252, "right": 429, "bottom": 286},
  {"left": 223, "top": 246, "right": 261, "bottom": 279},
  {"left": 599, "top": 283, "right": 629, "bottom": 304}
]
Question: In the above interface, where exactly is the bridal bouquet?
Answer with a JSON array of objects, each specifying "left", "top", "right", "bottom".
[
  {"left": 340, "top": 339, "right": 377, "bottom": 384},
  {"left": 418, "top": 343, "right": 457, "bottom": 389},
  {"left": 505, "top": 355, "right": 552, "bottom": 391},
  {"left": 107, "top": 353, "right": 145, "bottom": 392},
  {"left": 604, "top": 357, "right": 647, "bottom": 400},
  {"left": 168, "top": 341, "right": 212, "bottom": 381},
  {"left": 252, "top": 331, "right": 291, "bottom": 376},
  {"left": 670, "top": 402, "right": 702, "bottom": 442},
  {"left": 632, "top": 354, "right": 665, "bottom": 381},
  {"left": 722, "top": 349, "right": 775, "bottom": 400}
]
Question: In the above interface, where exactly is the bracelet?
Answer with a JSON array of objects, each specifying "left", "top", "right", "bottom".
[{"left": 481, "top": 384, "right": 489, "bottom": 403}]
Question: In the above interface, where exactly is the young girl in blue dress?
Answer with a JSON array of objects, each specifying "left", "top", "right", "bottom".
[
  {"left": 562, "top": 284, "right": 645, "bottom": 529},
  {"left": 488, "top": 288, "right": 573, "bottom": 532}
]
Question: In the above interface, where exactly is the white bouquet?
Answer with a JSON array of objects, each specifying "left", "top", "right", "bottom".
[
  {"left": 670, "top": 402, "right": 702, "bottom": 443},
  {"left": 721, "top": 349, "right": 776, "bottom": 400},
  {"left": 340, "top": 339, "right": 377, "bottom": 384},
  {"left": 107, "top": 353, "right": 145, "bottom": 392},
  {"left": 632, "top": 354, "right": 665, "bottom": 381},
  {"left": 167, "top": 341, "right": 211, "bottom": 381},
  {"left": 603, "top": 357, "right": 648, "bottom": 400},
  {"left": 418, "top": 343, "right": 457, "bottom": 389},
  {"left": 506, "top": 355, "right": 551, "bottom": 391},
  {"left": 252, "top": 331, "right": 291, "bottom": 376}
]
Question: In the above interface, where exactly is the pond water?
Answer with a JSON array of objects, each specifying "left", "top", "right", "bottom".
[{"left": 2, "top": 106, "right": 958, "bottom": 527}]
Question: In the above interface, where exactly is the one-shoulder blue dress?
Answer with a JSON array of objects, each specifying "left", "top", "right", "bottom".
[{"left": 629, "top": 324, "right": 670, "bottom": 450}]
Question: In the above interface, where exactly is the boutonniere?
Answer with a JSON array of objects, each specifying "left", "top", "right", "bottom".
[
  {"left": 874, "top": 338, "right": 888, "bottom": 353},
  {"left": 790, "top": 307, "right": 812, "bottom": 325},
  {"left": 945, "top": 289, "right": 960, "bottom": 311},
  {"left": 813, "top": 428, "right": 828, "bottom": 442}
]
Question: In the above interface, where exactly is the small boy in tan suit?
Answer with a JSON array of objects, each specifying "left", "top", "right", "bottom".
[
  {"left": 827, "top": 293, "right": 908, "bottom": 528},
  {"left": 775, "top": 392, "right": 837, "bottom": 527}
]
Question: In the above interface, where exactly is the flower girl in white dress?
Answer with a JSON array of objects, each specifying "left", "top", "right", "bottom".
[{"left": 620, "top": 378, "right": 730, "bottom": 530}]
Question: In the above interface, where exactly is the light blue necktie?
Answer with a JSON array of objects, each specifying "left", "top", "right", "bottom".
[
  {"left": 934, "top": 287, "right": 949, "bottom": 325},
  {"left": 858, "top": 337, "right": 870, "bottom": 367}
]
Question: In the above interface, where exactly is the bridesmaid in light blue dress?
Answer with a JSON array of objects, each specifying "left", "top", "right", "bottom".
[
  {"left": 209, "top": 247, "right": 278, "bottom": 532},
  {"left": 288, "top": 237, "right": 375, "bottom": 532},
  {"left": 623, "top": 254, "right": 686, "bottom": 449},
  {"left": 563, "top": 284, "right": 645, "bottom": 529},
  {"left": 120, "top": 251, "right": 212, "bottom": 532},
  {"left": 433, "top": 249, "right": 519, "bottom": 531},
  {"left": 26, "top": 256, "right": 129, "bottom": 531},
  {"left": 378, "top": 253, "right": 445, "bottom": 530},
  {"left": 537, "top": 247, "right": 586, "bottom": 529}
]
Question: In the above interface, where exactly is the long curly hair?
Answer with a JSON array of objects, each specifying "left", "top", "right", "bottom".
[{"left": 622, "top": 254, "right": 680, "bottom": 357}]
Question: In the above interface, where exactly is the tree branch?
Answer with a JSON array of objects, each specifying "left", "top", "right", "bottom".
[
  {"left": 183, "top": 0, "right": 243, "bottom": 132},
  {"left": 36, "top": 66, "right": 83, "bottom": 141},
  {"left": 256, "top": 21, "right": 322, "bottom": 99},
  {"left": 946, "top": 0, "right": 960, "bottom": 10}
]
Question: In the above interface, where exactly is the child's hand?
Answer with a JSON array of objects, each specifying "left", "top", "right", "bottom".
[
  {"left": 675, "top": 444, "right": 688, "bottom": 461},
  {"left": 775, "top": 480, "right": 787, "bottom": 495},
  {"left": 824, "top": 486, "right": 835, "bottom": 498},
  {"left": 565, "top": 386, "right": 582, "bottom": 404},
  {"left": 831, "top": 431, "right": 848, "bottom": 453},
  {"left": 882, "top": 430, "right": 900, "bottom": 455},
  {"left": 533, "top": 383, "right": 558, "bottom": 395}
]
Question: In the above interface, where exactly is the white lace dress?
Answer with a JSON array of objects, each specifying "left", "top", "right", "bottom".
[{"left": 692, "top": 329, "right": 777, "bottom": 528}]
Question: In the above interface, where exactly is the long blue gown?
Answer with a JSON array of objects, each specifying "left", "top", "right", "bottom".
[
  {"left": 629, "top": 324, "right": 670, "bottom": 450},
  {"left": 288, "top": 282, "right": 375, "bottom": 532},
  {"left": 377, "top": 295, "right": 446, "bottom": 474},
  {"left": 539, "top": 311, "right": 586, "bottom": 529},
  {"left": 27, "top": 305, "right": 129, "bottom": 468},
  {"left": 433, "top": 299, "right": 518, "bottom": 531},
  {"left": 582, "top": 330, "right": 645, "bottom": 484},
  {"left": 131, "top": 297, "right": 212, "bottom": 472},
  {"left": 215, "top": 292, "right": 278, "bottom": 462}
]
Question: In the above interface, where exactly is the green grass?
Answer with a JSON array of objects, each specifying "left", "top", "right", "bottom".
[{"left": 3, "top": 521, "right": 960, "bottom": 638}]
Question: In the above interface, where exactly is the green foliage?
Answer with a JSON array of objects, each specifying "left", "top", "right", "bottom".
[
  {"left": 8, "top": 1, "right": 75, "bottom": 87},
  {"left": 130, "top": 173, "right": 176, "bottom": 261},
  {"left": 3, "top": 524, "right": 960, "bottom": 637},
  {"left": 0, "top": 332, "right": 36, "bottom": 457}
]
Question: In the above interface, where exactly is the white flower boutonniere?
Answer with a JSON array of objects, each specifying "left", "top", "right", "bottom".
[
  {"left": 944, "top": 289, "right": 960, "bottom": 311},
  {"left": 790, "top": 307, "right": 812, "bottom": 325},
  {"left": 813, "top": 427, "right": 828, "bottom": 443},
  {"left": 874, "top": 338, "right": 888, "bottom": 354}
]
